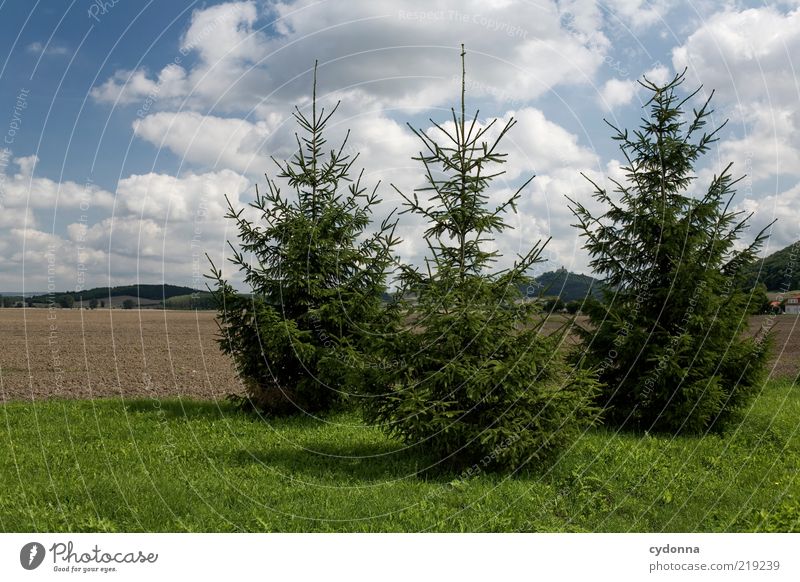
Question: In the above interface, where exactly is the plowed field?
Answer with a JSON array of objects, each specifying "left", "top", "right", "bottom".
[
  {"left": 0, "top": 309, "right": 240, "bottom": 402},
  {"left": 0, "top": 309, "right": 797, "bottom": 402}
]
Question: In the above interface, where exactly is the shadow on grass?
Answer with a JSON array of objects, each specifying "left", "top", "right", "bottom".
[
  {"left": 228, "top": 441, "right": 450, "bottom": 483},
  {"left": 120, "top": 400, "right": 547, "bottom": 481},
  {"left": 123, "top": 398, "right": 238, "bottom": 420}
]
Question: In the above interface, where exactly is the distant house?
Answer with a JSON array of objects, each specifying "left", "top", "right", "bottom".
[{"left": 786, "top": 295, "right": 800, "bottom": 315}]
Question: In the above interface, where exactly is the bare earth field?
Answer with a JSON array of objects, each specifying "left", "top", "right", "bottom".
[
  {"left": 751, "top": 314, "right": 800, "bottom": 379},
  {"left": 0, "top": 309, "right": 797, "bottom": 402},
  {"left": 0, "top": 309, "right": 241, "bottom": 402}
]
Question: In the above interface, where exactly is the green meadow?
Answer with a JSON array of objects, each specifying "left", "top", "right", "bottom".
[{"left": 1, "top": 379, "right": 798, "bottom": 532}]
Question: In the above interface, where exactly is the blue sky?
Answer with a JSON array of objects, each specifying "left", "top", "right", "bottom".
[{"left": 0, "top": 0, "right": 798, "bottom": 292}]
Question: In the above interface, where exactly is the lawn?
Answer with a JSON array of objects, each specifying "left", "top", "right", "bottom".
[{"left": 1, "top": 380, "right": 798, "bottom": 532}]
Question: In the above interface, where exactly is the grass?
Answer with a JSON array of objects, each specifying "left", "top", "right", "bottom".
[{"left": 1, "top": 380, "right": 799, "bottom": 532}]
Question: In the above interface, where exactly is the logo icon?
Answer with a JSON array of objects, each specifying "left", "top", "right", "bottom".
[{"left": 20, "top": 542, "right": 46, "bottom": 570}]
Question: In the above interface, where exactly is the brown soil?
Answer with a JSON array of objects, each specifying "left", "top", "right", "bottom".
[
  {"left": 0, "top": 309, "right": 242, "bottom": 402},
  {"left": 750, "top": 314, "right": 800, "bottom": 380},
  {"left": 0, "top": 310, "right": 796, "bottom": 403}
]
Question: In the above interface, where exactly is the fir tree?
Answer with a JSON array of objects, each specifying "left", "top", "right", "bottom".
[
  {"left": 569, "top": 70, "right": 772, "bottom": 433},
  {"left": 208, "top": 63, "right": 399, "bottom": 415},
  {"left": 356, "top": 47, "right": 599, "bottom": 470}
]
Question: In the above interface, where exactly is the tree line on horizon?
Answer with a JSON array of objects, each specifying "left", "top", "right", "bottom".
[{"left": 1, "top": 284, "right": 217, "bottom": 310}]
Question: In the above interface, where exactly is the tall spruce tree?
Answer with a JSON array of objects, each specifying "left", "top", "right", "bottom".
[
  {"left": 208, "top": 63, "right": 399, "bottom": 415},
  {"left": 569, "top": 70, "right": 772, "bottom": 433},
  {"left": 355, "top": 47, "right": 599, "bottom": 470}
]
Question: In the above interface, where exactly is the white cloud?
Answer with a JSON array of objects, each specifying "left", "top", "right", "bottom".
[
  {"left": 132, "top": 112, "right": 282, "bottom": 173},
  {"left": 735, "top": 180, "right": 800, "bottom": 254},
  {"left": 672, "top": 5, "right": 800, "bottom": 246},
  {"left": 271, "top": 0, "right": 609, "bottom": 108},
  {"left": 181, "top": 1, "right": 265, "bottom": 65},
  {"left": 0, "top": 227, "right": 81, "bottom": 292},
  {"left": 0, "top": 206, "right": 36, "bottom": 230},
  {"left": 597, "top": 64, "right": 671, "bottom": 111},
  {"left": 673, "top": 7, "right": 800, "bottom": 108},
  {"left": 0, "top": 155, "right": 114, "bottom": 209},
  {"left": 502, "top": 108, "right": 599, "bottom": 178},
  {"left": 74, "top": 216, "right": 165, "bottom": 259},
  {"left": 130, "top": 104, "right": 421, "bottom": 206},
  {"left": 598, "top": 78, "right": 638, "bottom": 110},
  {"left": 643, "top": 64, "right": 671, "bottom": 86},
  {"left": 671, "top": 5, "right": 800, "bottom": 165},
  {"left": 115, "top": 168, "right": 251, "bottom": 223},
  {"left": 718, "top": 106, "right": 800, "bottom": 182},
  {"left": 26, "top": 41, "right": 70, "bottom": 57},
  {"left": 0, "top": 164, "right": 253, "bottom": 290},
  {"left": 71, "top": 169, "right": 253, "bottom": 277},
  {"left": 91, "top": 65, "right": 189, "bottom": 107},
  {"left": 92, "top": 0, "right": 612, "bottom": 115},
  {"left": 602, "top": 0, "right": 674, "bottom": 30}
]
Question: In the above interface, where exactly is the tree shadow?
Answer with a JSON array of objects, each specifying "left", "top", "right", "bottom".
[
  {"left": 228, "top": 440, "right": 453, "bottom": 483},
  {"left": 123, "top": 398, "right": 238, "bottom": 420},
  {"left": 121, "top": 400, "right": 540, "bottom": 481}
]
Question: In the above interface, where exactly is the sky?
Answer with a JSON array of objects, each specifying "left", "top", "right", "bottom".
[{"left": 0, "top": 0, "right": 798, "bottom": 293}]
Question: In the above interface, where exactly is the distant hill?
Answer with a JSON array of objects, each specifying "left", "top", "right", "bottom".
[
  {"left": 28, "top": 284, "right": 199, "bottom": 306},
  {"left": 104, "top": 295, "right": 164, "bottom": 309},
  {"left": 525, "top": 268, "right": 603, "bottom": 302},
  {"left": 380, "top": 269, "right": 603, "bottom": 304},
  {"left": 747, "top": 241, "right": 800, "bottom": 292},
  {"left": 78, "top": 284, "right": 198, "bottom": 301},
  {"left": 164, "top": 292, "right": 216, "bottom": 310},
  {"left": 14, "top": 272, "right": 604, "bottom": 310}
]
